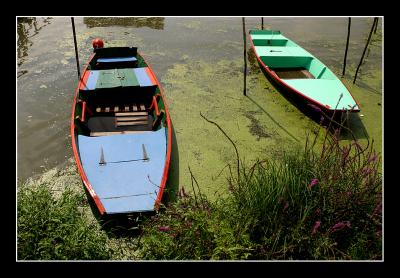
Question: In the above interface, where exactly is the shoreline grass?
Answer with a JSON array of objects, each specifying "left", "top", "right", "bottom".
[
  {"left": 17, "top": 116, "right": 382, "bottom": 260},
  {"left": 138, "top": 114, "right": 382, "bottom": 260}
]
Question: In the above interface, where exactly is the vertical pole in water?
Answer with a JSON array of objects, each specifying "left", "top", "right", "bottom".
[
  {"left": 374, "top": 17, "right": 379, "bottom": 33},
  {"left": 261, "top": 17, "right": 264, "bottom": 30},
  {"left": 71, "top": 17, "right": 81, "bottom": 80},
  {"left": 242, "top": 17, "right": 247, "bottom": 96},
  {"left": 342, "top": 17, "right": 351, "bottom": 77},
  {"left": 353, "top": 18, "right": 377, "bottom": 84}
]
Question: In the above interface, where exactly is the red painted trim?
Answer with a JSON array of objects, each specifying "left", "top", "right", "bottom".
[
  {"left": 70, "top": 52, "right": 106, "bottom": 215},
  {"left": 81, "top": 101, "right": 86, "bottom": 122},
  {"left": 341, "top": 80, "right": 361, "bottom": 112},
  {"left": 79, "top": 70, "right": 91, "bottom": 90},
  {"left": 140, "top": 52, "right": 172, "bottom": 210},
  {"left": 248, "top": 32, "right": 360, "bottom": 113},
  {"left": 145, "top": 66, "right": 157, "bottom": 85},
  {"left": 150, "top": 96, "right": 161, "bottom": 116}
]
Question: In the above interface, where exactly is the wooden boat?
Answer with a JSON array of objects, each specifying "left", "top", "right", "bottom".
[
  {"left": 70, "top": 40, "right": 172, "bottom": 215},
  {"left": 249, "top": 30, "right": 360, "bottom": 113}
]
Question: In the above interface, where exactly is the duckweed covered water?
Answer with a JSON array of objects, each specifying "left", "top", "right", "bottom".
[{"left": 17, "top": 17, "right": 382, "bottom": 201}]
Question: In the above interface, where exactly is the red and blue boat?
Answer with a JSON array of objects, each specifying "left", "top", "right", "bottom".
[{"left": 70, "top": 39, "right": 172, "bottom": 215}]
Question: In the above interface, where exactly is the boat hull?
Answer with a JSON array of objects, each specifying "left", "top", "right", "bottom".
[
  {"left": 70, "top": 48, "right": 171, "bottom": 216},
  {"left": 249, "top": 30, "right": 360, "bottom": 114}
]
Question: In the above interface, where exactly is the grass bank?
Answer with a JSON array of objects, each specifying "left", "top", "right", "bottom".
[
  {"left": 139, "top": 119, "right": 382, "bottom": 260},
  {"left": 17, "top": 120, "right": 382, "bottom": 260}
]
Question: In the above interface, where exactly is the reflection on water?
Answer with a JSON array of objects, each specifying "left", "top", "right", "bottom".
[
  {"left": 17, "top": 17, "right": 52, "bottom": 68},
  {"left": 83, "top": 17, "right": 164, "bottom": 30}
]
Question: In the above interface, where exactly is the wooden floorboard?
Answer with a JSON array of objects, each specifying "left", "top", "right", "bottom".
[
  {"left": 272, "top": 67, "right": 315, "bottom": 79},
  {"left": 116, "top": 121, "right": 149, "bottom": 126},
  {"left": 116, "top": 116, "right": 149, "bottom": 122},
  {"left": 115, "top": 111, "right": 148, "bottom": 116},
  {"left": 90, "top": 130, "right": 148, "bottom": 136}
]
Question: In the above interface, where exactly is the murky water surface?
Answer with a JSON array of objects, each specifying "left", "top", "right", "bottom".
[{"left": 17, "top": 17, "right": 382, "bottom": 199}]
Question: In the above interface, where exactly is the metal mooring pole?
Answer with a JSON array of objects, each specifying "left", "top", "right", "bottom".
[
  {"left": 242, "top": 17, "right": 247, "bottom": 96},
  {"left": 342, "top": 17, "right": 351, "bottom": 77},
  {"left": 71, "top": 17, "right": 81, "bottom": 80},
  {"left": 261, "top": 17, "right": 264, "bottom": 30}
]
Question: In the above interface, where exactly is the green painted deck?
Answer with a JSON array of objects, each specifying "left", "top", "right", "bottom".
[
  {"left": 250, "top": 30, "right": 360, "bottom": 111},
  {"left": 254, "top": 46, "right": 311, "bottom": 58},
  {"left": 250, "top": 33, "right": 287, "bottom": 41},
  {"left": 283, "top": 79, "right": 359, "bottom": 110},
  {"left": 96, "top": 68, "right": 139, "bottom": 89}
]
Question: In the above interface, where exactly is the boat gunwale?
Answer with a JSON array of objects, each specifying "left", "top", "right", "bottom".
[
  {"left": 248, "top": 31, "right": 361, "bottom": 113},
  {"left": 139, "top": 51, "right": 172, "bottom": 211},
  {"left": 71, "top": 52, "right": 107, "bottom": 215}
]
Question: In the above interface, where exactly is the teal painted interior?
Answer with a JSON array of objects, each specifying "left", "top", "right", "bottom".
[
  {"left": 250, "top": 29, "right": 359, "bottom": 111},
  {"left": 252, "top": 39, "right": 289, "bottom": 47},
  {"left": 306, "top": 58, "right": 336, "bottom": 79}
]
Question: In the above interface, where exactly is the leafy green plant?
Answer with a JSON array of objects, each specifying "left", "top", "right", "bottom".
[{"left": 17, "top": 182, "right": 111, "bottom": 260}]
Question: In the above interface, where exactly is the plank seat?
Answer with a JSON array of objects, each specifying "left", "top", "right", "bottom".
[
  {"left": 116, "top": 116, "right": 149, "bottom": 122},
  {"left": 115, "top": 111, "right": 148, "bottom": 116},
  {"left": 96, "top": 103, "right": 147, "bottom": 113},
  {"left": 96, "top": 57, "right": 138, "bottom": 63},
  {"left": 116, "top": 121, "right": 149, "bottom": 127},
  {"left": 115, "top": 110, "right": 150, "bottom": 127}
]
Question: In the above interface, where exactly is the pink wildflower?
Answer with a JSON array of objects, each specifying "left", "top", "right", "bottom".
[
  {"left": 159, "top": 226, "right": 170, "bottom": 232},
  {"left": 308, "top": 103, "right": 322, "bottom": 113},
  {"left": 368, "top": 153, "right": 378, "bottom": 163},
  {"left": 308, "top": 178, "right": 319, "bottom": 189},
  {"left": 362, "top": 167, "right": 372, "bottom": 176},
  {"left": 331, "top": 221, "right": 351, "bottom": 232},
  {"left": 311, "top": 221, "right": 321, "bottom": 235}
]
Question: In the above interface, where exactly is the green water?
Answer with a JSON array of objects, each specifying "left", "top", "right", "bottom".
[{"left": 17, "top": 17, "right": 382, "bottom": 200}]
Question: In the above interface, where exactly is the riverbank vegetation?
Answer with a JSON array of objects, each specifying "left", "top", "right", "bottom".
[{"left": 17, "top": 115, "right": 382, "bottom": 260}]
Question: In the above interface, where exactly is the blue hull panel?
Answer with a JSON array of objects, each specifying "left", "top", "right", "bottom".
[{"left": 78, "top": 128, "right": 167, "bottom": 214}]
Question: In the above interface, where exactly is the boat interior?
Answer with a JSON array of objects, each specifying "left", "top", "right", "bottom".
[
  {"left": 74, "top": 47, "right": 166, "bottom": 137},
  {"left": 250, "top": 30, "right": 359, "bottom": 111},
  {"left": 73, "top": 47, "right": 169, "bottom": 214},
  {"left": 251, "top": 30, "right": 336, "bottom": 81}
]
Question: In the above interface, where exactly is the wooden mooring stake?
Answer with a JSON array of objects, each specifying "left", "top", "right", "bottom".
[
  {"left": 71, "top": 17, "right": 81, "bottom": 80},
  {"left": 242, "top": 17, "right": 247, "bottom": 96},
  {"left": 261, "top": 17, "right": 264, "bottom": 30},
  {"left": 353, "top": 18, "right": 378, "bottom": 84},
  {"left": 374, "top": 17, "right": 379, "bottom": 33},
  {"left": 342, "top": 17, "right": 351, "bottom": 77}
]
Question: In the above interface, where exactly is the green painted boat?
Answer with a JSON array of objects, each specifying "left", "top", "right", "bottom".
[{"left": 249, "top": 30, "right": 360, "bottom": 113}]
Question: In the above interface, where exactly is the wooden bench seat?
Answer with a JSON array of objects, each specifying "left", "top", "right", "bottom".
[
  {"left": 115, "top": 110, "right": 150, "bottom": 128},
  {"left": 96, "top": 103, "right": 147, "bottom": 113}
]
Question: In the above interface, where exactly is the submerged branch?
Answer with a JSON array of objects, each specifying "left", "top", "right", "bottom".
[{"left": 200, "top": 112, "right": 241, "bottom": 182}]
